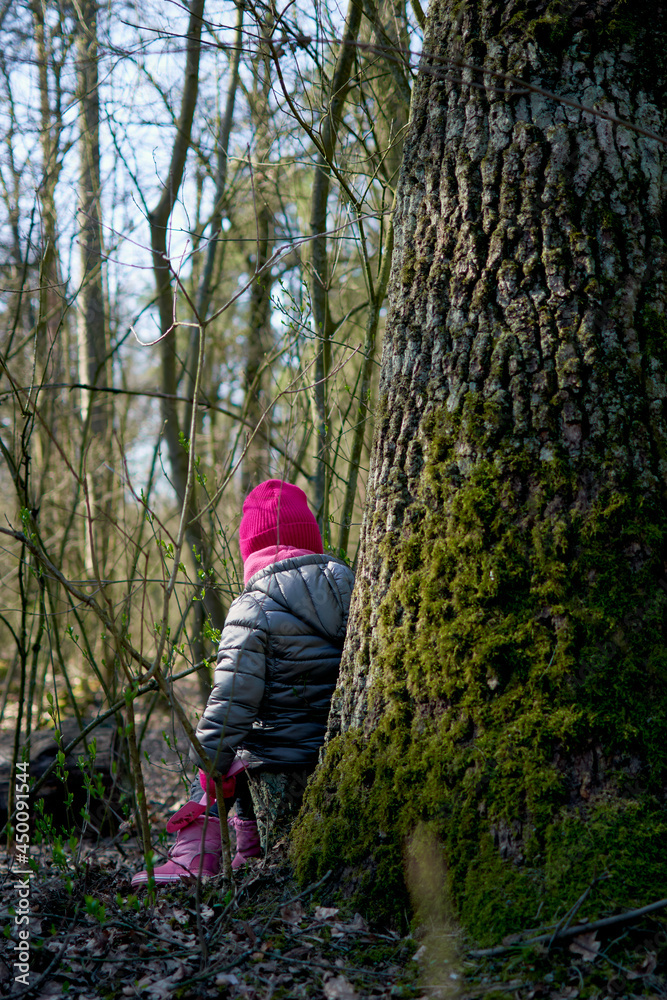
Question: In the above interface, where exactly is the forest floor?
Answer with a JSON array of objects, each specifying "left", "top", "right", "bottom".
[{"left": 1, "top": 723, "right": 666, "bottom": 1000}]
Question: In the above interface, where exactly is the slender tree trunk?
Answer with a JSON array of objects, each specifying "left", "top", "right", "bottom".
[
  {"left": 241, "top": 201, "right": 273, "bottom": 493},
  {"left": 148, "top": 0, "right": 226, "bottom": 637},
  {"left": 337, "top": 0, "right": 413, "bottom": 557},
  {"left": 76, "top": 0, "right": 108, "bottom": 438},
  {"left": 295, "top": 0, "right": 667, "bottom": 944},
  {"left": 311, "top": 0, "right": 364, "bottom": 529},
  {"left": 338, "top": 211, "right": 394, "bottom": 556},
  {"left": 186, "top": 0, "right": 243, "bottom": 421},
  {"left": 31, "top": 0, "right": 67, "bottom": 497},
  {"left": 241, "top": 18, "right": 274, "bottom": 493},
  {"left": 184, "top": 2, "right": 243, "bottom": 697},
  {"left": 361, "top": 0, "right": 411, "bottom": 185},
  {"left": 75, "top": 0, "right": 113, "bottom": 591}
]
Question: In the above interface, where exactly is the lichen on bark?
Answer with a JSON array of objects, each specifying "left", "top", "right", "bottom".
[{"left": 292, "top": 0, "right": 667, "bottom": 943}]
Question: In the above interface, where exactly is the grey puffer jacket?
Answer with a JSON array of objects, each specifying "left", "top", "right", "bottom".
[{"left": 190, "top": 554, "right": 355, "bottom": 775}]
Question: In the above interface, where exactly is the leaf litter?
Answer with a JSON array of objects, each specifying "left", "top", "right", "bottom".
[{"left": 2, "top": 729, "right": 666, "bottom": 999}]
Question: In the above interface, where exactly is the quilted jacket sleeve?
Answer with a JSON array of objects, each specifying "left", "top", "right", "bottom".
[{"left": 189, "top": 592, "right": 268, "bottom": 776}]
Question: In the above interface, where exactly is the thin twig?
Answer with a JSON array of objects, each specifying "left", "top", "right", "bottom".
[
  {"left": 259, "top": 868, "right": 333, "bottom": 938},
  {"left": 468, "top": 898, "right": 667, "bottom": 958},
  {"left": 548, "top": 874, "right": 608, "bottom": 950}
]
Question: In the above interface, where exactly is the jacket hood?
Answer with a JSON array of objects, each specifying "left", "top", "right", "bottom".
[{"left": 244, "top": 553, "right": 354, "bottom": 642}]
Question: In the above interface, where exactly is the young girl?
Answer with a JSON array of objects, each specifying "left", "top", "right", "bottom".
[{"left": 132, "top": 480, "right": 355, "bottom": 884}]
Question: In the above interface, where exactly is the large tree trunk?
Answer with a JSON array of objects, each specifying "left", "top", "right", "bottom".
[{"left": 293, "top": 0, "right": 667, "bottom": 944}]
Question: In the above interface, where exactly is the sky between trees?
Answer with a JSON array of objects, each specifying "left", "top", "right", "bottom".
[{"left": 0, "top": 0, "right": 422, "bottom": 741}]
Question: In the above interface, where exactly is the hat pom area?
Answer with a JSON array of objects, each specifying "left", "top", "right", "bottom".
[{"left": 239, "top": 480, "right": 324, "bottom": 561}]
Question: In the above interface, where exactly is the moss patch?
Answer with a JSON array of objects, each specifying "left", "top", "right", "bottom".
[{"left": 292, "top": 404, "right": 667, "bottom": 945}]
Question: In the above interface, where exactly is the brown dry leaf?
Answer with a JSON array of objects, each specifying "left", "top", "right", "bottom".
[
  {"left": 146, "top": 976, "right": 186, "bottom": 999},
  {"left": 323, "top": 974, "right": 358, "bottom": 999},
  {"left": 171, "top": 908, "right": 189, "bottom": 925},
  {"left": 134, "top": 973, "right": 159, "bottom": 990},
  {"left": 627, "top": 951, "right": 657, "bottom": 979},
  {"left": 215, "top": 972, "right": 240, "bottom": 986},
  {"left": 280, "top": 900, "right": 305, "bottom": 923},
  {"left": 132, "top": 960, "right": 187, "bottom": 999},
  {"left": 255, "top": 961, "right": 278, "bottom": 973},
  {"left": 241, "top": 919, "right": 258, "bottom": 944},
  {"left": 569, "top": 932, "right": 600, "bottom": 962},
  {"left": 34, "top": 985, "right": 63, "bottom": 998},
  {"left": 314, "top": 906, "right": 340, "bottom": 921},
  {"left": 145, "top": 978, "right": 181, "bottom": 999},
  {"left": 553, "top": 988, "right": 578, "bottom": 999},
  {"left": 273, "top": 974, "right": 294, "bottom": 986},
  {"left": 283, "top": 944, "right": 315, "bottom": 959}
]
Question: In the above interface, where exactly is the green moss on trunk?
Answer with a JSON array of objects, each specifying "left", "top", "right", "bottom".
[
  {"left": 292, "top": 0, "right": 667, "bottom": 944},
  {"left": 293, "top": 431, "right": 667, "bottom": 941}
]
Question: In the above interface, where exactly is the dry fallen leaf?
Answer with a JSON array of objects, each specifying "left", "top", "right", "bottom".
[
  {"left": 146, "top": 976, "right": 186, "bottom": 999},
  {"left": 553, "top": 987, "right": 579, "bottom": 999},
  {"left": 323, "top": 973, "right": 358, "bottom": 999},
  {"left": 280, "top": 900, "right": 305, "bottom": 923},
  {"left": 314, "top": 905, "right": 340, "bottom": 921},
  {"left": 130, "top": 960, "right": 187, "bottom": 999},
  {"left": 627, "top": 951, "right": 657, "bottom": 979},
  {"left": 241, "top": 919, "right": 258, "bottom": 944},
  {"left": 215, "top": 973, "right": 240, "bottom": 986},
  {"left": 283, "top": 944, "right": 314, "bottom": 959},
  {"left": 569, "top": 932, "right": 600, "bottom": 962},
  {"left": 34, "top": 984, "right": 63, "bottom": 998}
]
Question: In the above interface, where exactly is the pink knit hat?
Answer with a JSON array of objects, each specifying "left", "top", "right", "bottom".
[{"left": 239, "top": 480, "right": 323, "bottom": 561}]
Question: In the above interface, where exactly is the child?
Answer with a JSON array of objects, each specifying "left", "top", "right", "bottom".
[{"left": 132, "top": 480, "right": 355, "bottom": 884}]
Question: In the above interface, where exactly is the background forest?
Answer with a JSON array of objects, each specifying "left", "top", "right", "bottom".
[
  {"left": 3, "top": 1, "right": 667, "bottom": 998},
  {"left": 0, "top": 0, "right": 419, "bottom": 772}
]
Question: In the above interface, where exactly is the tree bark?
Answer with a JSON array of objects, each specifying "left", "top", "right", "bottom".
[
  {"left": 30, "top": 0, "right": 68, "bottom": 497},
  {"left": 241, "top": 201, "right": 273, "bottom": 493},
  {"left": 76, "top": 0, "right": 108, "bottom": 438},
  {"left": 294, "top": 0, "right": 667, "bottom": 944},
  {"left": 241, "top": 17, "right": 274, "bottom": 493},
  {"left": 184, "top": 2, "right": 242, "bottom": 696},
  {"left": 311, "top": 0, "right": 364, "bottom": 529},
  {"left": 76, "top": 0, "right": 113, "bottom": 585},
  {"left": 148, "top": 0, "right": 226, "bottom": 642}
]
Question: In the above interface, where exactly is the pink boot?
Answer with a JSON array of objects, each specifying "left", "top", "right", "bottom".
[
  {"left": 131, "top": 812, "right": 221, "bottom": 887},
  {"left": 229, "top": 816, "right": 261, "bottom": 868}
]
